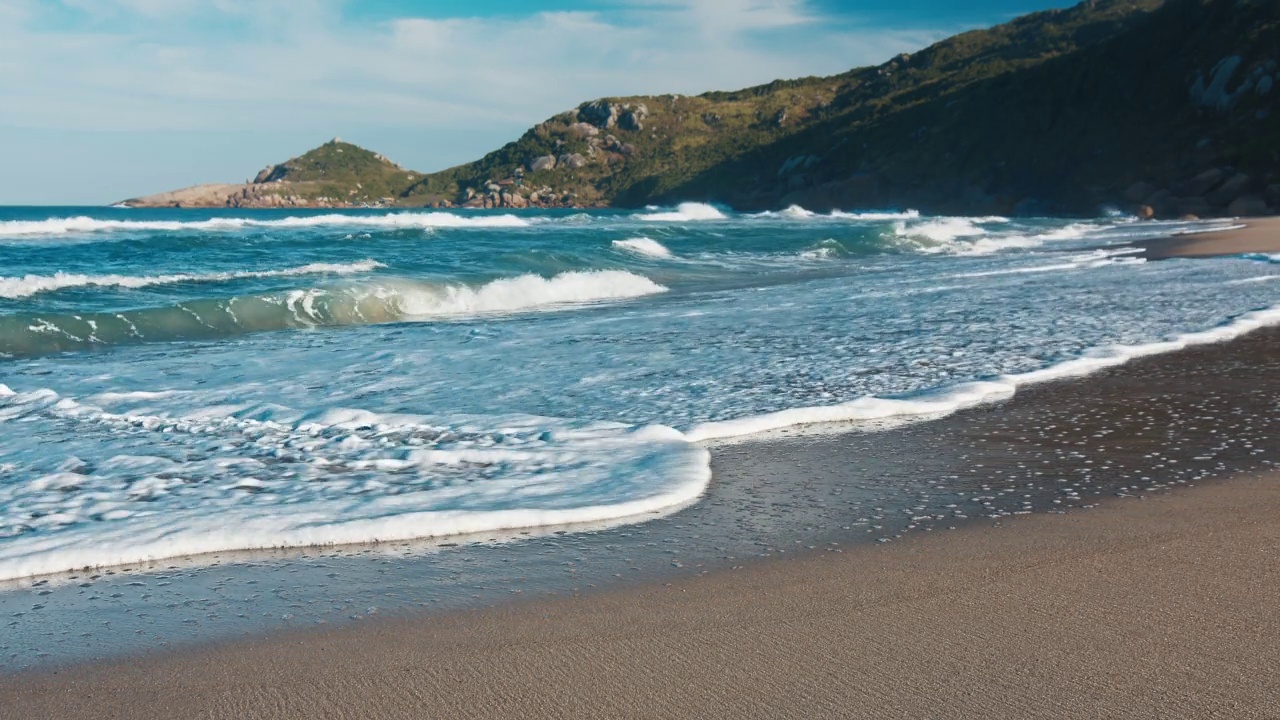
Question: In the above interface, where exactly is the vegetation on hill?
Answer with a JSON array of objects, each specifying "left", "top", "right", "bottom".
[{"left": 253, "top": 140, "right": 421, "bottom": 204}]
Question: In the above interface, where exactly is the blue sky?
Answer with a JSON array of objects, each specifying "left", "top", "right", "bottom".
[{"left": 0, "top": 0, "right": 1075, "bottom": 205}]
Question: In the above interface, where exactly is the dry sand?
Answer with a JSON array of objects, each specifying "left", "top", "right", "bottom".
[
  {"left": 1138, "top": 216, "right": 1280, "bottom": 258},
  {"left": 3, "top": 472, "right": 1277, "bottom": 719}
]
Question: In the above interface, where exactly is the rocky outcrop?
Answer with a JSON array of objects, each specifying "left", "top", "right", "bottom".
[
  {"left": 619, "top": 111, "right": 644, "bottom": 132},
  {"left": 1207, "top": 173, "right": 1251, "bottom": 208},
  {"left": 579, "top": 100, "right": 620, "bottom": 129},
  {"left": 1228, "top": 195, "right": 1268, "bottom": 217},
  {"left": 558, "top": 153, "right": 588, "bottom": 169},
  {"left": 529, "top": 155, "right": 557, "bottom": 172}
]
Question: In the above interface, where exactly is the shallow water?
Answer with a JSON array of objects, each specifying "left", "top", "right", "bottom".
[{"left": 0, "top": 204, "right": 1277, "bottom": 584}]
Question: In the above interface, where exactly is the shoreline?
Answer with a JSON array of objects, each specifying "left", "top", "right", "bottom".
[
  {"left": 3, "top": 471, "right": 1277, "bottom": 718},
  {"left": 1137, "top": 215, "right": 1280, "bottom": 258},
  {"left": 2, "top": 325, "right": 1278, "bottom": 673}
]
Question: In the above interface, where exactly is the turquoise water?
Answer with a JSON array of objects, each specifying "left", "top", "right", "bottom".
[{"left": 1, "top": 203, "right": 1277, "bottom": 581}]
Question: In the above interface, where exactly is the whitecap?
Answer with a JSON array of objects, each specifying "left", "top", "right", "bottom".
[
  {"left": 612, "top": 237, "right": 673, "bottom": 259},
  {"left": 634, "top": 202, "right": 727, "bottom": 222}
]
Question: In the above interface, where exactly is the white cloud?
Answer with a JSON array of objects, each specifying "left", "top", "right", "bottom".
[
  {"left": 0, "top": 0, "right": 949, "bottom": 134},
  {"left": 0, "top": 0, "right": 956, "bottom": 201}
]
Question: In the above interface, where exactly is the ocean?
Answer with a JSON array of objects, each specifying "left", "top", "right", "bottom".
[{"left": 1, "top": 202, "right": 1277, "bottom": 585}]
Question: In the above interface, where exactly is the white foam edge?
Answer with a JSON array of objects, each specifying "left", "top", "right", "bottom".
[
  {"left": 685, "top": 303, "right": 1280, "bottom": 443},
  {"left": 0, "top": 420, "right": 711, "bottom": 583}
]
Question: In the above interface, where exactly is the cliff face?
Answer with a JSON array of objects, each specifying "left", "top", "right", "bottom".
[{"left": 126, "top": 0, "right": 1280, "bottom": 218}]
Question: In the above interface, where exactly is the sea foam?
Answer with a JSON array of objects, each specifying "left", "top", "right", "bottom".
[
  {"left": 685, "top": 302, "right": 1280, "bottom": 442},
  {"left": 394, "top": 270, "right": 668, "bottom": 317},
  {"left": 0, "top": 391, "right": 710, "bottom": 581}
]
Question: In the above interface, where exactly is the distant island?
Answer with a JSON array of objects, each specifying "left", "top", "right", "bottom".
[{"left": 123, "top": 0, "right": 1280, "bottom": 219}]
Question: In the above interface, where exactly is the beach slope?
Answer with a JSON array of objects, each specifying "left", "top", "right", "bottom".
[
  {"left": 3, "top": 474, "right": 1277, "bottom": 719},
  {"left": 1139, "top": 216, "right": 1280, "bottom": 258}
]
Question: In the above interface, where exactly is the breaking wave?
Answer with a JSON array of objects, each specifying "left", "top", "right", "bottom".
[
  {"left": 612, "top": 237, "right": 673, "bottom": 258},
  {"left": 0, "top": 270, "right": 667, "bottom": 357},
  {"left": 634, "top": 202, "right": 727, "bottom": 222},
  {"left": 0, "top": 260, "right": 385, "bottom": 299},
  {"left": 0, "top": 212, "right": 530, "bottom": 237}
]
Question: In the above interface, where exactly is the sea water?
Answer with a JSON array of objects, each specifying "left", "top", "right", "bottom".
[{"left": 0, "top": 203, "right": 1277, "bottom": 582}]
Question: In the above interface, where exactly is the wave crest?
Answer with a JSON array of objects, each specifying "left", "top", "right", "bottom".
[
  {"left": 0, "top": 271, "right": 668, "bottom": 358},
  {"left": 0, "top": 260, "right": 385, "bottom": 299},
  {"left": 612, "top": 237, "right": 673, "bottom": 258},
  {"left": 0, "top": 212, "right": 530, "bottom": 237},
  {"left": 634, "top": 202, "right": 727, "bottom": 222}
]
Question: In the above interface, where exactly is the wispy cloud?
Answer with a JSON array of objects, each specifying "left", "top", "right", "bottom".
[
  {"left": 0, "top": 0, "right": 955, "bottom": 202},
  {"left": 2, "top": 0, "right": 948, "bottom": 130}
]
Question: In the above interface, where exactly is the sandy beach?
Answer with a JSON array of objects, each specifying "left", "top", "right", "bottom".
[
  {"left": 1, "top": 471, "right": 1276, "bottom": 719},
  {"left": 1138, "top": 216, "right": 1280, "bottom": 259}
]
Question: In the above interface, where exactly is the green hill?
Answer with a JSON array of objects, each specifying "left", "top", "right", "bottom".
[{"left": 127, "top": 0, "right": 1280, "bottom": 218}]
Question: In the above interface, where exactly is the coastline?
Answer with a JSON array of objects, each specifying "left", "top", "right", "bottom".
[
  {"left": 3, "top": 472, "right": 1277, "bottom": 718},
  {"left": 1, "top": 324, "right": 1278, "bottom": 673},
  {"left": 1137, "top": 216, "right": 1280, "bottom": 259},
  {"left": 2, "top": 315, "right": 1278, "bottom": 714}
]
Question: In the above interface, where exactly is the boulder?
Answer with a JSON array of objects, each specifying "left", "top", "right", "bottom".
[
  {"left": 1206, "top": 173, "right": 1251, "bottom": 207},
  {"left": 619, "top": 111, "right": 644, "bottom": 132},
  {"left": 568, "top": 122, "right": 599, "bottom": 138},
  {"left": 1135, "top": 204, "right": 1156, "bottom": 220},
  {"left": 529, "top": 155, "right": 557, "bottom": 172},
  {"left": 1227, "top": 195, "right": 1268, "bottom": 217},
  {"left": 506, "top": 192, "right": 528, "bottom": 209},
  {"left": 1173, "top": 168, "right": 1227, "bottom": 197},
  {"left": 619, "top": 143, "right": 637, "bottom": 155},
  {"left": 631, "top": 103, "right": 649, "bottom": 120},
  {"left": 578, "top": 100, "right": 619, "bottom": 129},
  {"left": 1123, "top": 181, "right": 1157, "bottom": 204},
  {"left": 558, "top": 153, "right": 588, "bottom": 169},
  {"left": 1190, "top": 56, "right": 1252, "bottom": 114}
]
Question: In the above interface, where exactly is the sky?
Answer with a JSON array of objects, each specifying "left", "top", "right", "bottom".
[{"left": 0, "top": 0, "right": 1076, "bottom": 205}]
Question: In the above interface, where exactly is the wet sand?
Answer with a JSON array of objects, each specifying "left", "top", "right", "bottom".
[
  {"left": 2, "top": 473, "right": 1277, "bottom": 719},
  {"left": 4, "top": 329, "right": 1280, "bottom": 717},
  {"left": 1138, "top": 216, "right": 1280, "bottom": 258}
]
